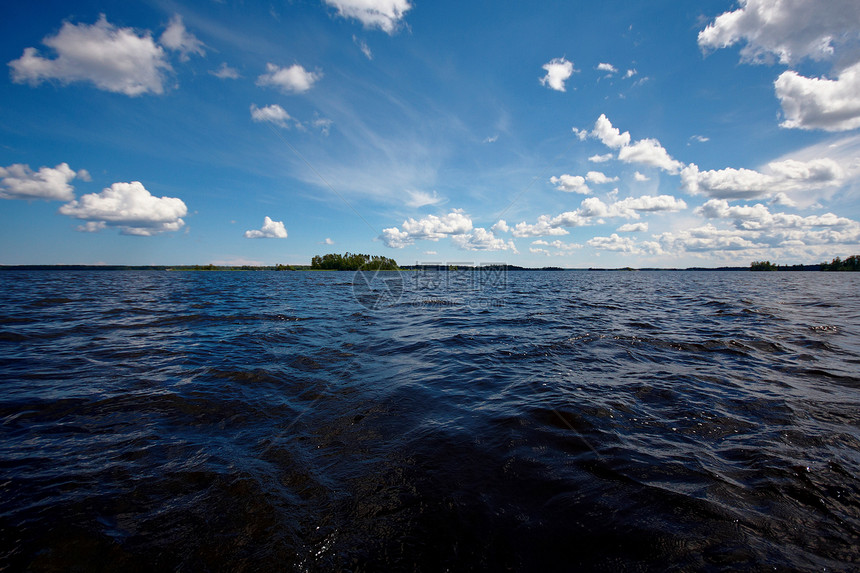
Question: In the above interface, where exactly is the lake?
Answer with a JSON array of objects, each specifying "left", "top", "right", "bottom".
[{"left": 1, "top": 269, "right": 859, "bottom": 571}]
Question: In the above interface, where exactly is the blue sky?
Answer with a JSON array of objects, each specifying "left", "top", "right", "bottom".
[{"left": 2, "top": 0, "right": 859, "bottom": 267}]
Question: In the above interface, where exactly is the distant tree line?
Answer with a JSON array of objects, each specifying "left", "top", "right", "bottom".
[
  {"left": 750, "top": 255, "right": 859, "bottom": 271},
  {"left": 310, "top": 253, "right": 399, "bottom": 271},
  {"left": 820, "top": 255, "right": 860, "bottom": 271}
]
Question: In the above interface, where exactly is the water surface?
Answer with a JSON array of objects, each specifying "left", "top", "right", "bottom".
[{"left": 1, "top": 270, "right": 859, "bottom": 571}]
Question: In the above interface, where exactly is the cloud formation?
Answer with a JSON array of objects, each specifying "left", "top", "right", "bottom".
[
  {"left": 540, "top": 57, "right": 574, "bottom": 92},
  {"left": 59, "top": 181, "right": 187, "bottom": 235},
  {"left": 210, "top": 62, "right": 239, "bottom": 79},
  {"left": 257, "top": 63, "right": 322, "bottom": 93},
  {"left": 550, "top": 174, "right": 590, "bottom": 194},
  {"left": 699, "top": 0, "right": 860, "bottom": 132},
  {"left": 0, "top": 163, "right": 80, "bottom": 201},
  {"left": 159, "top": 15, "right": 205, "bottom": 62},
  {"left": 324, "top": 0, "right": 412, "bottom": 34},
  {"left": 775, "top": 62, "right": 860, "bottom": 131},
  {"left": 245, "top": 216, "right": 288, "bottom": 238},
  {"left": 250, "top": 104, "right": 292, "bottom": 128},
  {"left": 681, "top": 158, "right": 845, "bottom": 200},
  {"left": 8, "top": 15, "right": 171, "bottom": 96},
  {"left": 697, "top": 0, "right": 860, "bottom": 66},
  {"left": 381, "top": 209, "right": 473, "bottom": 247}
]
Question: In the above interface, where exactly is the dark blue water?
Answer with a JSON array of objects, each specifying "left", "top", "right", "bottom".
[{"left": 1, "top": 270, "right": 859, "bottom": 571}]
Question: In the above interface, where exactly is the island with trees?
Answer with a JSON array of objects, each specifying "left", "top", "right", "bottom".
[{"left": 310, "top": 253, "right": 399, "bottom": 271}]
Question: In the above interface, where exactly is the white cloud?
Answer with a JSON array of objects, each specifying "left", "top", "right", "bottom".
[
  {"left": 770, "top": 192, "right": 797, "bottom": 207},
  {"left": 540, "top": 57, "right": 574, "bottom": 92},
  {"left": 592, "top": 114, "right": 630, "bottom": 148},
  {"left": 588, "top": 153, "right": 613, "bottom": 163},
  {"left": 451, "top": 228, "right": 517, "bottom": 252},
  {"left": 324, "top": 0, "right": 412, "bottom": 34},
  {"left": 8, "top": 15, "right": 170, "bottom": 96},
  {"left": 311, "top": 116, "right": 333, "bottom": 136},
  {"left": 633, "top": 171, "right": 650, "bottom": 182},
  {"left": 597, "top": 62, "right": 617, "bottom": 74},
  {"left": 511, "top": 215, "right": 572, "bottom": 238},
  {"left": 159, "top": 14, "right": 205, "bottom": 62},
  {"left": 614, "top": 194, "right": 687, "bottom": 215},
  {"left": 491, "top": 220, "right": 509, "bottom": 234},
  {"left": 699, "top": 0, "right": 860, "bottom": 132},
  {"left": 550, "top": 174, "right": 590, "bottom": 194},
  {"left": 690, "top": 135, "right": 709, "bottom": 143},
  {"left": 530, "top": 247, "right": 550, "bottom": 256},
  {"left": 696, "top": 198, "right": 856, "bottom": 231},
  {"left": 617, "top": 137, "right": 684, "bottom": 174},
  {"left": 775, "top": 62, "right": 860, "bottom": 131},
  {"left": 697, "top": 0, "right": 860, "bottom": 66},
  {"left": 405, "top": 189, "right": 443, "bottom": 208},
  {"left": 323, "top": 237, "right": 335, "bottom": 245},
  {"left": 59, "top": 181, "right": 187, "bottom": 235},
  {"left": 210, "top": 62, "right": 239, "bottom": 79},
  {"left": 618, "top": 222, "right": 648, "bottom": 233},
  {"left": 0, "top": 163, "right": 78, "bottom": 201},
  {"left": 589, "top": 115, "right": 684, "bottom": 175},
  {"left": 681, "top": 158, "right": 845, "bottom": 200},
  {"left": 532, "top": 239, "right": 582, "bottom": 252},
  {"left": 624, "top": 69, "right": 637, "bottom": 78},
  {"left": 353, "top": 35, "right": 373, "bottom": 59},
  {"left": 244, "top": 216, "right": 288, "bottom": 238},
  {"left": 507, "top": 194, "right": 686, "bottom": 239},
  {"left": 250, "top": 104, "right": 291, "bottom": 128},
  {"left": 483, "top": 135, "right": 499, "bottom": 144},
  {"left": 588, "top": 234, "right": 663, "bottom": 255},
  {"left": 381, "top": 209, "right": 473, "bottom": 247},
  {"left": 257, "top": 63, "right": 322, "bottom": 93},
  {"left": 585, "top": 171, "right": 618, "bottom": 184}
]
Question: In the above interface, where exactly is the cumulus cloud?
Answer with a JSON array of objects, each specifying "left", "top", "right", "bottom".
[
  {"left": 657, "top": 198, "right": 860, "bottom": 255},
  {"left": 505, "top": 194, "right": 686, "bottom": 238},
  {"left": 244, "top": 216, "right": 288, "bottom": 238},
  {"left": 532, "top": 239, "right": 581, "bottom": 252},
  {"left": 159, "top": 15, "right": 205, "bottom": 61},
  {"left": 8, "top": 15, "right": 171, "bottom": 96},
  {"left": 540, "top": 57, "right": 574, "bottom": 92},
  {"left": 618, "top": 222, "right": 648, "bottom": 233},
  {"left": 617, "top": 137, "right": 684, "bottom": 173},
  {"left": 588, "top": 153, "right": 613, "bottom": 163},
  {"left": 0, "top": 163, "right": 78, "bottom": 201},
  {"left": 586, "top": 171, "right": 618, "bottom": 184},
  {"left": 775, "top": 62, "right": 860, "bottom": 131},
  {"left": 250, "top": 104, "right": 292, "bottom": 128},
  {"left": 592, "top": 114, "right": 630, "bottom": 148},
  {"left": 681, "top": 158, "right": 845, "bottom": 200},
  {"left": 633, "top": 171, "right": 650, "bottom": 182},
  {"left": 324, "top": 0, "right": 412, "bottom": 34},
  {"left": 696, "top": 198, "right": 855, "bottom": 231},
  {"left": 451, "top": 228, "right": 517, "bottom": 252},
  {"left": 257, "top": 63, "right": 321, "bottom": 93},
  {"left": 698, "top": 0, "right": 860, "bottom": 132},
  {"left": 588, "top": 234, "right": 663, "bottom": 255},
  {"left": 550, "top": 174, "right": 590, "bottom": 194},
  {"left": 380, "top": 209, "right": 472, "bottom": 247},
  {"left": 59, "top": 181, "right": 187, "bottom": 235},
  {"left": 597, "top": 62, "right": 618, "bottom": 74},
  {"left": 697, "top": 0, "right": 860, "bottom": 66},
  {"left": 210, "top": 62, "right": 239, "bottom": 79}
]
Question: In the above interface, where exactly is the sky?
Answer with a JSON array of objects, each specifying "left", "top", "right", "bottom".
[{"left": 1, "top": 0, "right": 859, "bottom": 267}]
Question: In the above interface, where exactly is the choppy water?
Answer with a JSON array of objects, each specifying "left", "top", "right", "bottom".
[{"left": 1, "top": 269, "right": 859, "bottom": 571}]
